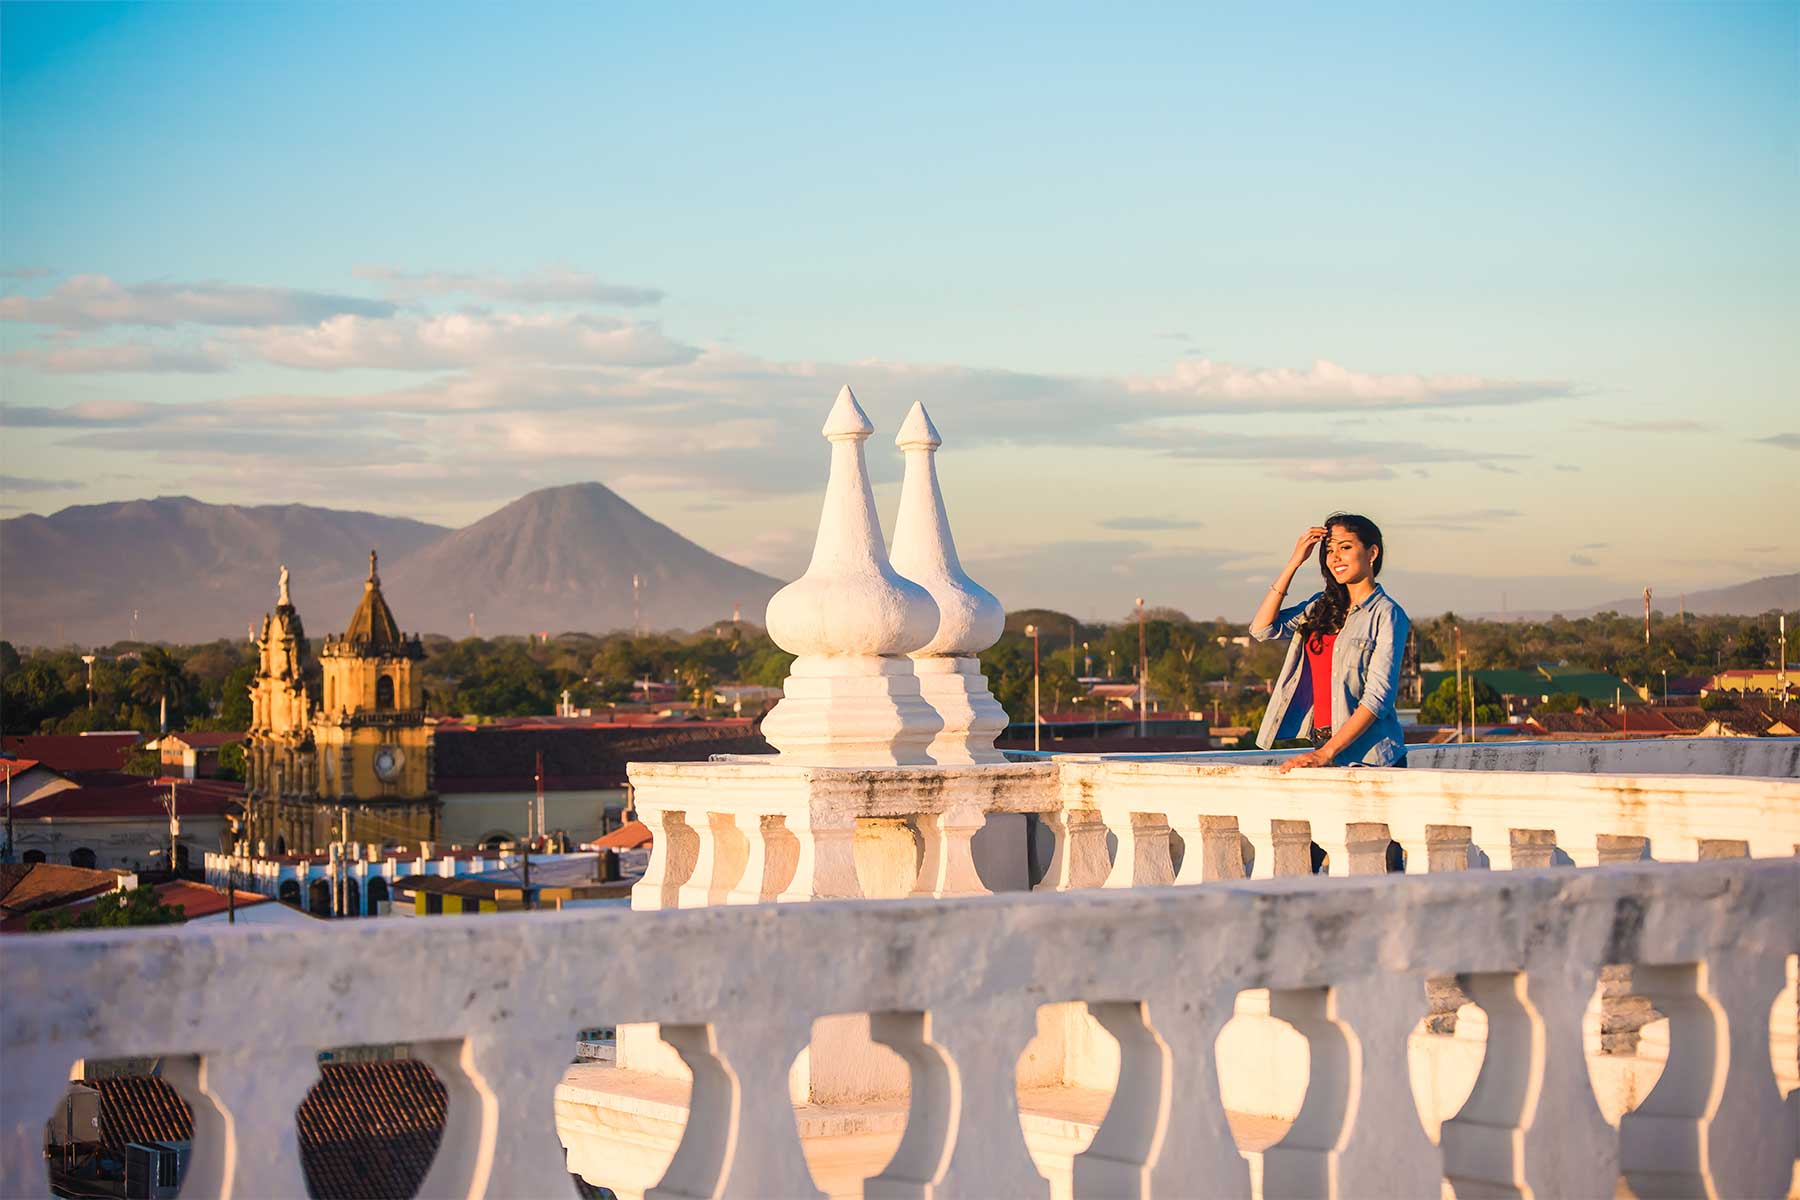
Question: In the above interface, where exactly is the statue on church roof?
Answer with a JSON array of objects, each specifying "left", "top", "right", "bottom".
[{"left": 278, "top": 563, "right": 291, "bottom": 607}]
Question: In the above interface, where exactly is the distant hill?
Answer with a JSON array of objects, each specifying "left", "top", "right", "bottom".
[
  {"left": 383, "top": 483, "right": 780, "bottom": 638},
  {"left": 0, "top": 484, "right": 781, "bottom": 646},
  {"left": 1482, "top": 573, "right": 1798, "bottom": 621},
  {"left": 0, "top": 496, "right": 447, "bottom": 645}
]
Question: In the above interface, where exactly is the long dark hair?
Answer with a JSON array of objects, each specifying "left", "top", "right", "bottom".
[{"left": 1296, "top": 512, "right": 1385, "bottom": 649}]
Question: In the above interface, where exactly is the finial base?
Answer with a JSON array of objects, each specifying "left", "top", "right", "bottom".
[
  {"left": 762, "top": 655, "right": 943, "bottom": 766},
  {"left": 914, "top": 656, "right": 1009, "bottom": 765}
]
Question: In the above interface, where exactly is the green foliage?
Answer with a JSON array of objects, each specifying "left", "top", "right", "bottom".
[
  {"left": 26, "top": 885, "right": 187, "bottom": 932},
  {"left": 217, "top": 741, "right": 246, "bottom": 782},
  {"left": 1537, "top": 692, "right": 1586, "bottom": 714},
  {"left": 1420, "top": 677, "right": 1507, "bottom": 725}
]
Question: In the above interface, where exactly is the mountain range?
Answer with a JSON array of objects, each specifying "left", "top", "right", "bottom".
[
  {"left": 1476, "top": 573, "right": 1798, "bottom": 622},
  {"left": 0, "top": 484, "right": 781, "bottom": 646}
]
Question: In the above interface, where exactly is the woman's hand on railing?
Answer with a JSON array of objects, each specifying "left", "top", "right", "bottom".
[{"left": 1277, "top": 748, "right": 1332, "bottom": 774}]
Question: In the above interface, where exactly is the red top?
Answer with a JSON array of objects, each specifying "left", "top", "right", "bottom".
[{"left": 1305, "top": 633, "right": 1337, "bottom": 729}]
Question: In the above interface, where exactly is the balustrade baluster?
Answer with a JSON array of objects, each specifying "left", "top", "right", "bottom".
[
  {"left": 1102, "top": 808, "right": 1175, "bottom": 889},
  {"left": 1035, "top": 807, "right": 1111, "bottom": 891},
  {"left": 728, "top": 814, "right": 794, "bottom": 904},
  {"left": 1596, "top": 834, "right": 1650, "bottom": 865},
  {"left": 680, "top": 813, "right": 749, "bottom": 908},
  {"left": 1262, "top": 987, "right": 1351, "bottom": 1198},
  {"left": 1340, "top": 822, "right": 1392, "bottom": 876},
  {"left": 1140, "top": 985, "right": 1251, "bottom": 1200},
  {"left": 1170, "top": 814, "right": 1246, "bottom": 886},
  {"left": 866, "top": 1011, "right": 957, "bottom": 1200},
  {"left": 1070, "top": 1000, "right": 1169, "bottom": 1198},
  {"left": 1270, "top": 819, "right": 1315, "bottom": 877},
  {"left": 924, "top": 1001, "right": 1042, "bottom": 1196},
  {"left": 713, "top": 1016, "right": 821, "bottom": 1200},
  {"left": 1618, "top": 963, "right": 1731, "bottom": 1199},
  {"left": 1425, "top": 825, "right": 1473, "bottom": 873},
  {"left": 1329, "top": 973, "right": 1442, "bottom": 1197},
  {"left": 184, "top": 1045, "right": 320, "bottom": 1199},
  {"left": 1517, "top": 969, "right": 1619, "bottom": 1197},
  {"left": 634, "top": 806, "right": 698, "bottom": 911},
  {"left": 1, "top": 1044, "right": 79, "bottom": 1200},
  {"left": 1441, "top": 972, "right": 1543, "bottom": 1199},
  {"left": 1508, "top": 828, "right": 1559, "bottom": 871},
  {"left": 911, "top": 802, "right": 991, "bottom": 898},
  {"left": 779, "top": 810, "right": 861, "bottom": 902},
  {"left": 646, "top": 1024, "right": 742, "bottom": 1200},
  {"left": 422, "top": 1031, "right": 574, "bottom": 1200},
  {"left": 1700, "top": 952, "right": 1792, "bottom": 1199}
]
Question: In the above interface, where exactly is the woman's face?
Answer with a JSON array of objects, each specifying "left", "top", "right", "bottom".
[{"left": 1322, "top": 525, "right": 1377, "bottom": 587}]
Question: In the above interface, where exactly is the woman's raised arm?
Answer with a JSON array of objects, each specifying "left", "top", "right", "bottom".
[{"left": 1250, "top": 526, "right": 1327, "bottom": 637}]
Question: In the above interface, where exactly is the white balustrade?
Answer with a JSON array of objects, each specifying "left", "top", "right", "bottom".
[{"left": 3, "top": 859, "right": 1794, "bottom": 1199}]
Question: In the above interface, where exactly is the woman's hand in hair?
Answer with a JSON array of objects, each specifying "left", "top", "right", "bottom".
[
  {"left": 1277, "top": 747, "right": 1332, "bottom": 774},
  {"left": 1288, "top": 526, "right": 1329, "bottom": 568}
]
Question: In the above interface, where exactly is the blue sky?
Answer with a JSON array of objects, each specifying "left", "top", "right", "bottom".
[{"left": 3, "top": 2, "right": 1795, "bottom": 621}]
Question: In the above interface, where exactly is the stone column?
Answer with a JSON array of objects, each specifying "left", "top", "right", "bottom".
[
  {"left": 760, "top": 387, "right": 942, "bottom": 766},
  {"left": 888, "top": 401, "right": 1008, "bottom": 766}
]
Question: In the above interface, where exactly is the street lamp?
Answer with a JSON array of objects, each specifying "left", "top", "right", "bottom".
[
  {"left": 1661, "top": 668, "right": 1668, "bottom": 705},
  {"left": 1135, "top": 598, "right": 1148, "bottom": 738},
  {"left": 1024, "top": 624, "right": 1041, "bottom": 752},
  {"left": 81, "top": 654, "right": 96, "bottom": 710}
]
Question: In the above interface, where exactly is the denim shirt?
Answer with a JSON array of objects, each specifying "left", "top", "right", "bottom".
[{"left": 1251, "top": 584, "right": 1410, "bottom": 766}]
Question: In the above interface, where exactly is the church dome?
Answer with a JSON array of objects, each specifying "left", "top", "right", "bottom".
[{"left": 342, "top": 550, "right": 404, "bottom": 651}]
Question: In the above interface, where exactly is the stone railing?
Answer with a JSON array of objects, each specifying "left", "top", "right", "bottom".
[
  {"left": 3, "top": 858, "right": 1795, "bottom": 1199},
  {"left": 630, "top": 756, "right": 1800, "bottom": 905}
]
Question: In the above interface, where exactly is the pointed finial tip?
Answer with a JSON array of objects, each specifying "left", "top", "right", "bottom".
[
  {"left": 896, "top": 401, "right": 942, "bottom": 450},
  {"left": 822, "top": 384, "right": 875, "bottom": 440}
]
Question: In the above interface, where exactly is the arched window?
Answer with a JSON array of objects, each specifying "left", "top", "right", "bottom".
[
  {"left": 367, "top": 876, "right": 390, "bottom": 913},
  {"left": 23, "top": 849, "right": 46, "bottom": 865},
  {"left": 344, "top": 879, "right": 361, "bottom": 918},
  {"left": 279, "top": 880, "right": 301, "bottom": 907},
  {"left": 308, "top": 878, "right": 332, "bottom": 915},
  {"left": 375, "top": 675, "right": 396, "bottom": 711},
  {"left": 70, "top": 847, "right": 97, "bottom": 869}
]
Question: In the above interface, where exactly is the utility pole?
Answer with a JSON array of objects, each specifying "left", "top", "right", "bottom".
[
  {"left": 633, "top": 574, "right": 642, "bottom": 636},
  {"left": 1780, "top": 614, "right": 1789, "bottom": 701},
  {"left": 81, "top": 654, "right": 96, "bottom": 709},
  {"left": 534, "top": 750, "right": 545, "bottom": 847},
  {"left": 166, "top": 780, "right": 179, "bottom": 880},
  {"left": 1454, "top": 625, "right": 1465, "bottom": 743},
  {"left": 1136, "top": 598, "right": 1148, "bottom": 738},
  {"left": 4, "top": 760, "right": 13, "bottom": 864},
  {"left": 1024, "top": 625, "right": 1041, "bottom": 751},
  {"left": 1069, "top": 623, "right": 1077, "bottom": 676},
  {"left": 1644, "top": 586, "right": 1652, "bottom": 647}
]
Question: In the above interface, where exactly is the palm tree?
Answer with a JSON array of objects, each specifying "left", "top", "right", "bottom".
[{"left": 129, "top": 647, "right": 192, "bottom": 724}]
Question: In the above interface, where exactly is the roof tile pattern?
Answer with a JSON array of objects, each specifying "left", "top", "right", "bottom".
[
  {"left": 297, "top": 1060, "right": 447, "bottom": 1200},
  {"left": 90, "top": 1062, "right": 446, "bottom": 1200}
]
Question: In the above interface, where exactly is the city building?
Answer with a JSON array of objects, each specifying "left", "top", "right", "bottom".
[
  {"left": 146, "top": 731, "right": 242, "bottom": 781},
  {"left": 242, "top": 557, "right": 436, "bottom": 855}
]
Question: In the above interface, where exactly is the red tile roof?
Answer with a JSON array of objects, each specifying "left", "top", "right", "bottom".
[
  {"left": 160, "top": 731, "right": 244, "bottom": 749},
  {"left": 0, "top": 758, "right": 46, "bottom": 783},
  {"left": 0, "top": 862, "right": 127, "bottom": 921},
  {"left": 18, "top": 776, "right": 243, "bottom": 820},
  {"left": 1597, "top": 709, "right": 1679, "bottom": 734},
  {"left": 92, "top": 1076, "right": 192, "bottom": 1153},
  {"left": 152, "top": 880, "right": 272, "bottom": 920},
  {"left": 592, "top": 820, "right": 652, "bottom": 850},
  {"left": 87, "top": 1062, "right": 447, "bottom": 1200},
  {"left": 0, "top": 733, "right": 140, "bottom": 773},
  {"left": 297, "top": 1061, "right": 447, "bottom": 1200}
]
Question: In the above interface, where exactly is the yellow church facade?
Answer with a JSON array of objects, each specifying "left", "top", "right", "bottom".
[{"left": 243, "top": 554, "right": 437, "bottom": 854}]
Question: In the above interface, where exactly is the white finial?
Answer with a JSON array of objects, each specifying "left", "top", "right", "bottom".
[
  {"left": 761, "top": 386, "right": 942, "bottom": 765},
  {"left": 889, "top": 401, "right": 1008, "bottom": 763},
  {"left": 277, "top": 564, "right": 291, "bottom": 607}
]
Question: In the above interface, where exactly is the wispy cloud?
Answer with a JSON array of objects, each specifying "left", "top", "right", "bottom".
[
  {"left": 0, "top": 275, "right": 393, "bottom": 329},
  {"left": 0, "top": 266, "right": 51, "bottom": 280},
  {"left": 4, "top": 341, "right": 230, "bottom": 374},
  {"left": 241, "top": 312, "right": 699, "bottom": 371},
  {"left": 1099, "top": 516, "right": 1204, "bottom": 531},
  {"left": 1394, "top": 508, "right": 1522, "bottom": 531},
  {"left": 1755, "top": 432, "right": 1800, "bottom": 450},
  {"left": 0, "top": 474, "right": 83, "bottom": 491},
  {"left": 1130, "top": 357, "right": 1568, "bottom": 412},
  {"left": 1585, "top": 419, "right": 1711, "bottom": 433},
  {"left": 353, "top": 265, "right": 663, "bottom": 307},
  {"left": 1570, "top": 552, "right": 1599, "bottom": 567}
]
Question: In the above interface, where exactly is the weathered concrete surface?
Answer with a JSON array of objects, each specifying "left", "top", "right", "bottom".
[{"left": 4, "top": 859, "right": 1794, "bottom": 1199}]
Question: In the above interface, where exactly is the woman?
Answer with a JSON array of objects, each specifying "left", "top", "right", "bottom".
[{"left": 1250, "top": 513, "right": 1410, "bottom": 771}]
